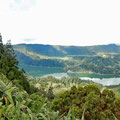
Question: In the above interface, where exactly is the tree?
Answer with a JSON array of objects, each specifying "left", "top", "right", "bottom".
[
  {"left": 0, "top": 34, "right": 30, "bottom": 92},
  {"left": 52, "top": 84, "right": 120, "bottom": 119},
  {"left": 0, "top": 33, "right": 4, "bottom": 68},
  {"left": 0, "top": 33, "right": 4, "bottom": 53}
]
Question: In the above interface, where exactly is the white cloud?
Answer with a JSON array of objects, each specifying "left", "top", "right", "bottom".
[
  {"left": 0, "top": 0, "right": 120, "bottom": 46},
  {"left": 9, "top": 0, "right": 36, "bottom": 11}
]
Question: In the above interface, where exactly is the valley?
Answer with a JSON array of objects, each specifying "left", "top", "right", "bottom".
[{"left": 14, "top": 44, "right": 120, "bottom": 76}]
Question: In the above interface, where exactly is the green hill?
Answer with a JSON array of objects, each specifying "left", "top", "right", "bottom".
[
  {"left": 13, "top": 44, "right": 120, "bottom": 75},
  {"left": 14, "top": 43, "right": 120, "bottom": 57}
]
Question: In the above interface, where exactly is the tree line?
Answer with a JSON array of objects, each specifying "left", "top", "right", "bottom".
[{"left": 0, "top": 33, "right": 30, "bottom": 92}]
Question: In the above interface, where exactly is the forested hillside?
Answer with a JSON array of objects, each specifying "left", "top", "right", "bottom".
[
  {"left": 14, "top": 43, "right": 120, "bottom": 57},
  {"left": 14, "top": 44, "right": 120, "bottom": 75},
  {"left": 67, "top": 55, "right": 120, "bottom": 75}
]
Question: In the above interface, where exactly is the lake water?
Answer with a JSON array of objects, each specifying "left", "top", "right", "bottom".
[
  {"left": 42, "top": 73, "right": 120, "bottom": 86},
  {"left": 19, "top": 65, "right": 120, "bottom": 86},
  {"left": 19, "top": 65, "right": 65, "bottom": 77}
]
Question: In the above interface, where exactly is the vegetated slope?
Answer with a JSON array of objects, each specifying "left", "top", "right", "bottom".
[
  {"left": 1, "top": 72, "right": 120, "bottom": 119},
  {"left": 14, "top": 43, "right": 120, "bottom": 57},
  {"left": 13, "top": 44, "right": 94, "bottom": 57},
  {"left": 14, "top": 43, "right": 120, "bottom": 75},
  {"left": 15, "top": 51, "right": 65, "bottom": 67},
  {"left": 68, "top": 55, "right": 120, "bottom": 75},
  {"left": 88, "top": 44, "right": 120, "bottom": 53}
]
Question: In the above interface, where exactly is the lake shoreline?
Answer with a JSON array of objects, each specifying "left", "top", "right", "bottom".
[{"left": 67, "top": 70, "right": 119, "bottom": 77}]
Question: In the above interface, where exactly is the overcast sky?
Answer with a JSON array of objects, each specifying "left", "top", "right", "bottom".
[{"left": 0, "top": 0, "right": 120, "bottom": 46}]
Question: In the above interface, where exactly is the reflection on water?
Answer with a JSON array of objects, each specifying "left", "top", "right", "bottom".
[
  {"left": 19, "top": 65, "right": 65, "bottom": 77},
  {"left": 19, "top": 65, "right": 120, "bottom": 86},
  {"left": 43, "top": 73, "right": 69, "bottom": 79},
  {"left": 43, "top": 73, "right": 120, "bottom": 86},
  {"left": 79, "top": 77, "right": 120, "bottom": 86}
]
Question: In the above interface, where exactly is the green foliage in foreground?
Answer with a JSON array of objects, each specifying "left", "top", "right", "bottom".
[
  {"left": 52, "top": 84, "right": 120, "bottom": 120},
  {"left": 0, "top": 73, "right": 59, "bottom": 120},
  {"left": 0, "top": 73, "right": 120, "bottom": 120}
]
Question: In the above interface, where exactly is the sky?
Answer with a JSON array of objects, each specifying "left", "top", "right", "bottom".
[{"left": 0, "top": 0, "right": 120, "bottom": 46}]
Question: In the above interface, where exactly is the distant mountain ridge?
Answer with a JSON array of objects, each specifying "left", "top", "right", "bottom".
[{"left": 14, "top": 43, "right": 120, "bottom": 57}]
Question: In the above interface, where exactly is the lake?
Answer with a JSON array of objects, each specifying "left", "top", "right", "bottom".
[
  {"left": 19, "top": 65, "right": 120, "bottom": 86},
  {"left": 19, "top": 65, "right": 65, "bottom": 77}
]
